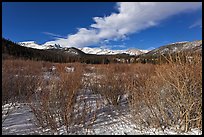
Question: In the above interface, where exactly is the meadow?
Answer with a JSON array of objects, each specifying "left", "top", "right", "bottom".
[{"left": 2, "top": 52, "right": 202, "bottom": 135}]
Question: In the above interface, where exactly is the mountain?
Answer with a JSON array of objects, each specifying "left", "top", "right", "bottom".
[
  {"left": 5, "top": 38, "right": 202, "bottom": 64},
  {"left": 17, "top": 40, "right": 202, "bottom": 57},
  {"left": 18, "top": 41, "right": 87, "bottom": 58},
  {"left": 136, "top": 40, "right": 202, "bottom": 64},
  {"left": 18, "top": 41, "right": 47, "bottom": 49},
  {"left": 2, "top": 38, "right": 87, "bottom": 63},
  {"left": 79, "top": 47, "right": 149, "bottom": 56},
  {"left": 48, "top": 47, "right": 87, "bottom": 57},
  {"left": 19, "top": 41, "right": 63, "bottom": 50},
  {"left": 18, "top": 41, "right": 149, "bottom": 56},
  {"left": 144, "top": 40, "right": 202, "bottom": 56},
  {"left": 3, "top": 38, "right": 134, "bottom": 64}
]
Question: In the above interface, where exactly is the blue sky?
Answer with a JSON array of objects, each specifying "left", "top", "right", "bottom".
[{"left": 2, "top": 2, "right": 202, "bottom": 50}]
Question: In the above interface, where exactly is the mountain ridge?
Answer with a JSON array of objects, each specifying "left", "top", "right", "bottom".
[
  {"left": 3, "top": 38, "right": 202, "bottom": 64},
  {"left": 18, "top": 40, "right": 202, "bottom": 57},
  {"left": 144, "top": 40, "right": 202, "bottom": 56},
  {"left": 18, "top": 41, "right": 149, "bottom": 56}
]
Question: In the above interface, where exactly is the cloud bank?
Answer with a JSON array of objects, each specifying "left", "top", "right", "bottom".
[{"left": 44, "top": 2, "right": 201, "bottom": 48}]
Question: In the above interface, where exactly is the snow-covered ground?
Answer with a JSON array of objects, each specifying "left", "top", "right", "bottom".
[
  {"left": 2, "top": 69, "right": 202, "bottom": 135},
  {"left": 2, "top": 103, "right": 40, "bottom": 135},
  {"left": 2, "top": 101, "right": 202, "bottom": 135},
  {"left": 2, "top": 90, "right": 202, "bottom": 135}
]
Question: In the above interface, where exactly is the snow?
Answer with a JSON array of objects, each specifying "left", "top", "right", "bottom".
[
  {"left": 2, "top": 71, "right": 202, "bottom": 135},
  {"left": 19, "top": 41, "right": 62, "bottom": 50},
  {"left": 2, "top": 80, "right": 202, "bottom": 135},
  {"left": 19, "top": 41, "right": 47, "bottom": 50},
  {"left": 51, "top": 65, "right": 56, "bottom": 71},
  {"left": 2, "top": 101, "right": 201, "bottom": 135},
  {"left": 79, "top": 47, "right": 148, "bottom": 55},
  {"left": 65, "top": 49, "right": 79, "bottom": 55},
  {"left": 140, "top": 49, "right": 149, "bottom": 53},
  {"left": 160, "top": 48, "right": 170, "bottom": 54},
  {"left": 2, "top": 103, "right": 40, "bottom": 135},
  {"left": 170, "top": 41, "right": 189, "bottom": 45},
  {"left": 65, "top": 66, "right": 75, "bottom": 72},
  {"left": 18, "top": 41, "right": 150, "bottom": 55}
]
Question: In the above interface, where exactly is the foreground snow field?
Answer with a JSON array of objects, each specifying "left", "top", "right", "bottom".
[
  {"left": 2, "top": 96, "right": 202, "bottom": 135},
  {"left": 2, "top": 103, "right": 40, "bottom": 135}
]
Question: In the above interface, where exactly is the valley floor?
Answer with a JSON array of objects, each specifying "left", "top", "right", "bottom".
[{"left": 2, "top": 59, "right": 202, "bottom": 135}]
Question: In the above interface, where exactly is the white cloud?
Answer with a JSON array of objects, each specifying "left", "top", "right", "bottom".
[
  {"left": 100, "top": 44, "right": 126, "bottom": 49},
  {"left": 189, "top": 18, "right": 202, "bottom": 29},
  {"left": 44, "top": 2, "right": 201, "bottom": 48},
  {"left": 42, "top": 32, "right": 66, "bottom": 38}
]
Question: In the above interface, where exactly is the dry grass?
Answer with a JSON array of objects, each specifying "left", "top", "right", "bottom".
[
  {"left": 2, "top": 52, "right": 202, "bottom": 133},
  {"left": 2, "top": 59, "right": 43, "bottom": 104},
  {"left": 128, "top": 53, "right": 202, "bottom": 132},
  {"left": 2, "top": 59, "right": 44, "bottom": 124},
  {"left": 28, "top": 62, "right": 85, "bottom": 134},
  {"left": 86, "top": 53, "right": 202, "bottom": 132}
]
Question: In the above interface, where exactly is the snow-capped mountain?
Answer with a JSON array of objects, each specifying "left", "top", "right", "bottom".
[
  {"left": 19, "top": 40, "right": 201, "bottom": 57},
  {"left": 18, "top": 41, "right": 149, "bottom": 56},
  {"left": 18, "top": 41, "right": 47, "bottom": 50},
  {"left": 79, "top": 47, "right": 149, "bottom": 56},
  {"left": 19, "top": 41, "right": 62, "bottom": 50}
]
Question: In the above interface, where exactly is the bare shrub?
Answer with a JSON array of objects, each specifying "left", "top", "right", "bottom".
[
  {"left": 125, "top": 63, "right": 157, "bottom": 130},
  {"left": 88, "top": 64, "right": 127, "bottom": 107},
  {"left": 29, "top": 63, "right": 84, "bottom": 134},
  {"left": 99, "top": 69, "right": 126, "bottom": 106},
  {"left": 2, "top": 59, "right": 43, "bottom": 125},
  {"left": 88, "top": 63, "right": 155, "bottom": 109},
  {"left": 2, "top": 59, "right": 42, "bottom": 104},
  {"left": 129, "top": 52, "right": 202, "bottom": 132}
]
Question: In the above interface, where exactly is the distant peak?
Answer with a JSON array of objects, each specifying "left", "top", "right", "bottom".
[{"left": 80, "top": 47, "right": 148, "bottom": 55}]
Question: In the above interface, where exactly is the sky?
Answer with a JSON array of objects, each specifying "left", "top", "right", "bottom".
[{"left": 2, "top": 2, "right": 202, "bottom": 50}]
